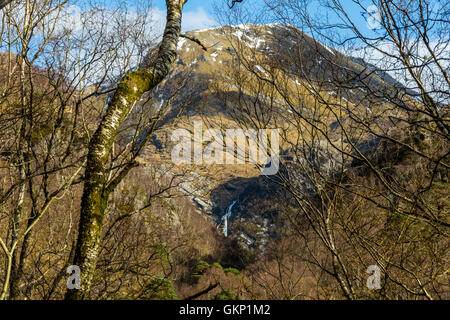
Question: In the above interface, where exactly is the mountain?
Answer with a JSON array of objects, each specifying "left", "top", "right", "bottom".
[
  {"left": 1, "top": 21, "right": 447, "bottom": 300},
  {"left": 123, "top": 23, "right": 416, "bottom": 256}
]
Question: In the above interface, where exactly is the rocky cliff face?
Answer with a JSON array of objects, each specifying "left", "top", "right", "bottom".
[{"left": 130, "top": 23, "right": 399, "bottom": 252}]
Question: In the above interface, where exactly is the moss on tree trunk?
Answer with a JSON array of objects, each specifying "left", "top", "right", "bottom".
[{"left": 65, "top": 0, "right": 187, "bottom": 300}]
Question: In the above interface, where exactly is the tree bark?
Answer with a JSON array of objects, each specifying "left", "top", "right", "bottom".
[
  {"left": 0, "top": 0, "right": 13, "bottom": 10},
  {"left": 65, "top": 0, "right": 187, "bottom": 300}
]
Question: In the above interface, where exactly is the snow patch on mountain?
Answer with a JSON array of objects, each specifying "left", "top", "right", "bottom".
[{"left": 177, "top": 37, "right": 187, "bottom": 51}]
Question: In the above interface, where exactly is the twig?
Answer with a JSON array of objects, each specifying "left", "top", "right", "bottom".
[{"left": 180, "top": 33, "right": 208, "bottom": 52}]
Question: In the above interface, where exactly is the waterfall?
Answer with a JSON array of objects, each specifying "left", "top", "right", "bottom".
[{"left": 221, "top": 200, "right": 237, "bottom": 237}]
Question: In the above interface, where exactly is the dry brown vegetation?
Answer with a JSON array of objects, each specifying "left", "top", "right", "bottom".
[{"left": 0, "top": 0, "right": 448, "bottom": 300}]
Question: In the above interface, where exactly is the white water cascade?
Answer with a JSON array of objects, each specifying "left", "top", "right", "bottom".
[{"left": 221, "top": 200, "right": 237, "bottom": 237}]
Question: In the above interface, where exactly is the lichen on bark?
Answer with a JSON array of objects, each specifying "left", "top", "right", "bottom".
[{"left": 65, "top": 0, "right": 187, "bottom": 300}]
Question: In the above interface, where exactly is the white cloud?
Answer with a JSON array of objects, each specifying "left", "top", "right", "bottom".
[
  {"left": 40, "top": 5, "right": 215, "bottom": 39},
  {"left": 181, "top": 7, "right": 217, "bottom": 32},
  {"left": 115, "top": 6, "right": 217, "bottom": 37},
  {"left": 141, "top": 6, "right": 217, "bottom": 36},
  {"left": 147, "top": 7, "right": 165, "bottom": 37},
  {"left": 347, "top": 40, "right": 449, "bottom": 103},
  {"left": 0, "top": 3, "right": 217, "bottom": 86}
]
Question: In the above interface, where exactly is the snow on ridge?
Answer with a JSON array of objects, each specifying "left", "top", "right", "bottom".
[
  {"left": 190, "top": 26, "right": 221, "bottom": 33},
  {"left": 190, "top": 23, "right": 296, "bottom": 35},
  {"left": 188, "top": 23, "right": 298, "bottom": 50},
  {"left": 255, "top": 65, "right": 270, "bottom": 78},
  {"left": 177, "top": 37, "right": 187, "bottom": 50},
  {"left": 210, "top": 51, "right": 219, "bottom": 61},
  {"left": 255, "top": 65, "right": 266, "bottom": 73},
  {"left": 323, "top": 44, "right": 335, "bottom": 56}
]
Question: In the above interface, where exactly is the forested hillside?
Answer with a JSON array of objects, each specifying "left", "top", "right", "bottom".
[{"left": 0, "top": 0, "right": 448, "bottom": 300}]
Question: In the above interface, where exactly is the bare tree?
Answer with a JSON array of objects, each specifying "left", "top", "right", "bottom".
[
  {"left": 216, "top": 0, "right": 449, "bottom": 299},
  {"left": 0, "top": 0, "right": 163, "bottom": 300},
  {"left": 65, "top": 0, "right": 189, "bottom": 300}
]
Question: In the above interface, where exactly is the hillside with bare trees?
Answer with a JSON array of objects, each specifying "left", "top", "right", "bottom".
[{"left": 0, "top": 0, "right": 448, "bottom": 301}]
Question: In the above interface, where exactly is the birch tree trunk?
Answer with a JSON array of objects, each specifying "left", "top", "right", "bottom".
[
  {"left": 0, "top": 0, "right": 12, "bottom": 10},
  {"left": 65, "top": 0, "right": 187, "bottom": 300}
]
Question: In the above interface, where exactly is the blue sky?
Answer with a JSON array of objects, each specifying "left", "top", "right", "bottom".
[
  {"left": 150, "top": 0, "right": 380, "bottom": 35},
  {"left": 68, "top": 0, "right": 445, "bottom": 40},
  {"left": 66, "top": 0, "right": 401, "bottom": 35},
  {"left": 153, "top": 0, "right": 218, "bottom": 31},
  {"left": 179, "top": 0, "right": 215, "bottom": 13}
]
